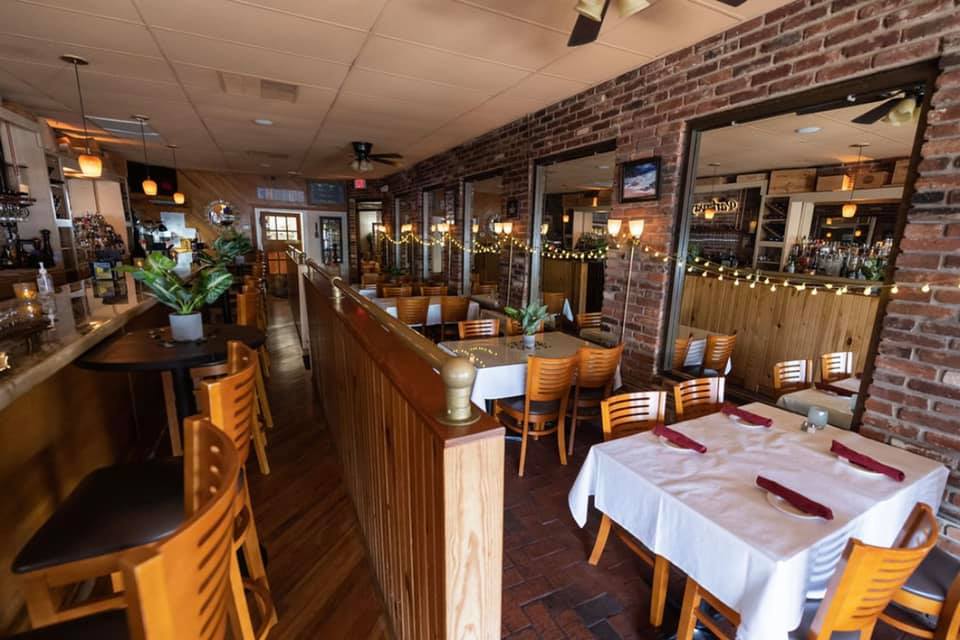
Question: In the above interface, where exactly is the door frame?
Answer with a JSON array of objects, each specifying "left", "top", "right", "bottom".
[{"left": 254, "top": 207, "right": 303, "bottom": 252}]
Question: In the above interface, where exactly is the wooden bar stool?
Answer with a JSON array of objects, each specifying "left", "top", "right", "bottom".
[
  {"left": 567, "top": 344, "right": 623, "bottom": 455},
  {"left": 458, "top": 318, "right": 499, "bottom": 339},
  {"left": 419, "top": 284, "right": 446, "bottom": 296},
  {"left": 773, "top": 359, "right": 813, "bottom": 397},
  {"left": 505, "top": 318, "right": 544, "bottom": 336},
  {"left": 439, "top": 296, "right": 470, "bottom": 340},
  {"left": 382, "top": 285, "right": 412, "bottom": 297},
  {"left": 821, "top": 351, "right": 854, "bottom": 382},
  {"left": 237, "top": 289, "right": 274, "bottom": 420},
  {"left": 576, "top": 312, "right": 602, "bottom": 331},
  {"left": 879, "top": 544, "right": 960, "bottom": 639},
  {"left": 494, "top": 354, "right": 578, "bottom": 476},
  {"left": 673, "top": 377, "right": 725, "bottom": 420},
  {"left": 677, "top": 503, "right": 938, "bottom": 640},
  {"left": 543, "top": 291, "right": 565, "bottom": 315},
  {"left": 699, "top": 333, "right": 736, "bottom": 375},
  {"left": 672, "top": 334, "right": 693, "bottom": 370},
  {"left": 396, "top": 296, "right": 430, "bottom": 334},
  {"left": 474, "top": 283, "right": 497, "bottom": 295},
  {"left": 9, "top": 416, "right": 243, "bottom": 640}
]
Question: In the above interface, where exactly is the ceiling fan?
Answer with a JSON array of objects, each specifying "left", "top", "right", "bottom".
[
  {"left": 350, "top": 141, "right": 403, "bottom": 173},
  {"left": 568, "top": 0, "right": 746, "bottom": 47},
  {"left": 795, "top": 86, "right": 924, "bottom": 126}
]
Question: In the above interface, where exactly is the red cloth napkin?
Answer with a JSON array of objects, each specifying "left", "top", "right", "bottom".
[
  {"left": 831, "top": 440, "right": 905, "bottom": 481},
  {"left": 721, "top": 403, "right": 772, "bottom": 427},
  {"left": 756, "top": 476, "right": 834, "bottom": 520},
  {"left": 654, "top": 423, "right": 707, "bottom": 454},
  {"left": 815, "top": 382, "right": 855, "bottom": 397}
]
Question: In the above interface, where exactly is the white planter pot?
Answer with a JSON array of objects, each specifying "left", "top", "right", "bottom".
[
  {"left": 169, "top": 312, "right": 203, "bottom": 342},
  {"left": 522, "top": 334, "right": 536, "bottom": 349}
]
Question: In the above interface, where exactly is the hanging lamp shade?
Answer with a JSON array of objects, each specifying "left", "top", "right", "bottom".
[
  {"left": 168, "top": 144, "right": 185, "bottom": 205},
  {"left": 841, "top": 203, "right": 857, "bottom": 218},
  {"left": 617, "top": 0, "right": 651, "bottom": 18},
  {"left": 574, "top": 0, "right": 606, "bottom": 21},
  {"left": 471, "top": 221, "right": 479, "bottom": 234},
  {"left": 78, "top": 153, "right": 102, "bottom": 178},
  {"left": 607, "top": 218, "right": 622, "bottom": 236},
  {"left": 541, "top": 222, "right": 549, "bottom": 235},
  {"left": 173, "top": 191, "right": 186, "bottom": 205},
  {"left": 142, "top": 178, "right": 158, "bottom": 197},
  {"left": 501, "top": 221, "right": 513, "bottom": 235}
]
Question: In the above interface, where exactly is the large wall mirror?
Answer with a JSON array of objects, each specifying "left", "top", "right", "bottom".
[
  {"left": 423, "top": 187, "right": 446, "bottom": 282},
  {"left": 463, "top": 174, "right": 502, "bottom": 295}
]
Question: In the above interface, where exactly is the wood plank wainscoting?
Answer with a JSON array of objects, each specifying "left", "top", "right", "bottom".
[
  {"left": 300, "top": 255, "right": 505, "bottom": 639},
  {"left": 679, "top": 275, "right": 880, "bottom": 394}
]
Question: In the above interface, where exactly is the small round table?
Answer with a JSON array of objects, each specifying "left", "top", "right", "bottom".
[{"left": 78, "top": 324, "right": 266, "bottom": 451}]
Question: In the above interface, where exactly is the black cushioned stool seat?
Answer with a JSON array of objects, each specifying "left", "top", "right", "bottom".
[
  {"left": 13, "top": 458, "right": 183, "bottom": 574},
  {"left": 498, "top": 395, "right": 560, "bottom": 415},
  {"left": 9, "top": 609, "right": 128, "bottom": 639}
]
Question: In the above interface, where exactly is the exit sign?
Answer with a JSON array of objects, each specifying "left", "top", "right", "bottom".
[{"left": 353, "top": 178, "right": 367, "bottom": 189}]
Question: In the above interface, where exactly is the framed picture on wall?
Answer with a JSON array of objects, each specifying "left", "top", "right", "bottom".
[
  {"left": 620, "top": 157, "right": 661, "bottom": 203},
  {"left": 306, "top": 180, "right": 346, "bottom": 206}
]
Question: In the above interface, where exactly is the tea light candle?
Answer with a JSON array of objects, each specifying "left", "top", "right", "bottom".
[
  {"left": 13, "top": 282, "right": 38, "bottom": 301},
  {"left": 807, "top": 406, "right": 828, "bottom": 429}
]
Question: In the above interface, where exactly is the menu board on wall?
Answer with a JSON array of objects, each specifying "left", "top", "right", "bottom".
[{"left": 307, "top": 180, "right": 346, "bottom": 206}]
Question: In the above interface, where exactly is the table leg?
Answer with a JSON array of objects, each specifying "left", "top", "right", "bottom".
[
  {"left": 160, "top": 372, "right": 183, "bottom": 456},
  {"left": 170, "top": 366, "right": 198, "bottom": 430},
  {"left": 221, "top": 291, "right": 232, "bottom": 324}
]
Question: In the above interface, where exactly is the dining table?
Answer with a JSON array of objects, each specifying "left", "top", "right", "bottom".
[
  {"left": 438, "top": 332, "right": 622, "bottom": 409},
  {"left": 374, "top": 296, "right": 480, "bottom": 326},
  {"left": 776, "top": 376, "right": 862, "bottom": 429},
  {"left": 568, "top": 403, "right": 947, "bottom": 640}
]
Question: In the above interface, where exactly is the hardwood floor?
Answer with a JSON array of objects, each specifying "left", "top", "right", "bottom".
[{"left": 253, "top": 298, "right": 912, "bottom": 640}]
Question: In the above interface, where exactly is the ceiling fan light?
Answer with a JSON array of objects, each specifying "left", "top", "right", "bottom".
[
  {"left": 78, "top": 153, "right": 102, "bottom": 178},
  {"left": 173, "top": 191, "right": 186, "bottom": 205},
  {"left": 617, "top": 0, "right": 651, "bottom": 18},
  {"left": 574, "top": 0, "right": 606, "bottom": 22},
  {"left": 842, "top": 203, "right": 857, "bottom": 218},
  {"left": 142, "top": 178, "right": 158, "bottom": 197}
]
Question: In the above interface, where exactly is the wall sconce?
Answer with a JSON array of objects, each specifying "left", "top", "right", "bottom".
[
  {"left": 471, "top": 220, "right": 479, "bottom": 234},
  {"left": 493, "top": 221, "right": 503, "bottom": 235},
  {"left": 563, "top": 213, "right": 570, "bottom": 224},
  {"left": 628, "top": 218, "right": 645, "bottom": 238},
  {"left": 607, "top": 218, "right": 622, "bottom": 236},
  {"left": 501, "top": 221, "right": 513, "bottom": 235},
  {"left": 541, "top": 222, "right": 549, "bottom": 235},
  {"left": 620, "top": 217, "right": 646, "bottom": 344}
]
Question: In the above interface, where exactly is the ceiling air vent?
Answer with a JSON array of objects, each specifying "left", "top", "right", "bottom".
[
  {"left": 218, "top": 71, "right": 298, "bottom": 103},
  {"left": 86, "top": 115, "right": 161, "bottom": 139},
  {"left": 245, "top": 150, "right": 289, "bottom": 160},
  {"left": 260, "top": 79, "right": 298, "bottom": 103}
]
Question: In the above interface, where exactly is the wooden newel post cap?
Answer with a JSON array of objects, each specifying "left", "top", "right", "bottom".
[
  {"left": 439, "top": 356, "right": 480, "bottom": 425},
  {"left": 330, "top": 276, "right": 343, "bottom": 300}
]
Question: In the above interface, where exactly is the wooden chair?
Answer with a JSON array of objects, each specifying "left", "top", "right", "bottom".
[
  {"left": 236, "top": 289, "right": 274, "bottom": 414},
  {"left": 773, "top": 359, "right": 813, "bottom": 397},
  {"left": 677, "top": 503, "right": 939, "bottom": 640},
  {"left": 458, "top": 318, "right": 499, "bottom": 339},
  {"left": 700, "top": 333, "right": 736, "bottom": 375},
  {"left": 440, "top": 296, "right": 470, "bottom": 340},
  {"left": 396, "top": 296, "right": 430, "bottom": 333},
  {"left": 419, "top": 284, "right": 446, "bottom": 296},
  {"left": 576, "top": 312, "right": 603, "bottom": 331},
  {"left": 567, "top": 344, "right": 623, "bottom": 455},
  {"left": 9, "top": 417, "right": 243, "bottom": 640},
  {"left": 474, "top": 283, "right": 497, "bottom": 295},
  {"left": 494, "top": 354, "right": 579, "bottom": 476},
  {"left": 506, "top": 317, "right": 544, "bottom": 336},
  {"left": 360, "top": 272, "right": 380, "bottom": 287},
  {"left": 672, "top": 334, "right": 693, "bottom": 370},
  {"left": 879, "top": 544, "right": 960, "bottom": 639},
  {"left": 673, "top": 377, "right": 725, "bottom": 420},
  {"left": 382, "top": 285, "right": 412, "bottom": 297},
  {"left": 543, "top": 291, "right": 565, "bottom": 315},
  {"left": 821, "top": 351, "right": 854, "bottom": 383}
]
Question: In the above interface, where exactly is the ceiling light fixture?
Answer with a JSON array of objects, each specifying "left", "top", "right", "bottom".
[
  {"left": 843, "top": 143, "right": 868, "bottom": 218},
  {"left": 617, "top": 0, "right": 651, "bottom": 19},
  {"left": 795, "top": 126, "right": 822, "bottom": 135},
  {"left": 253, "top": 118, "right": 273, "bottom": 126},
  {"left": 168, "top": 144, "right": 185, "bottom": 205},
  {"left": 134, "top": 115, "right": 157, "bottom": 197},
  {"left": 61, "top": 55, "right": 101, "bottom": 178},
  {"left": 575, "top": 0, "right": 606, "bottom": 21}
]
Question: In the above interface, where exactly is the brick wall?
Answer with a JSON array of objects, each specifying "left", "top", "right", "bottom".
[{"left": 382, "top": 0, "right": 960, "bottom": 536}]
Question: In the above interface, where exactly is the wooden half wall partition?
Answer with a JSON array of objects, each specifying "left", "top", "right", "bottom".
[{"left": 294, "top": 252, "right": 504, "bottom": 639}]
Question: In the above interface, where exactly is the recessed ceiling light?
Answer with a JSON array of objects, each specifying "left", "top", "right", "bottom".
[
  {"left": 796, "top": 126, "right": 822, "bottom": 134},
  {"left": 253, "top": 119, "right": 273, "bottom": 126}
]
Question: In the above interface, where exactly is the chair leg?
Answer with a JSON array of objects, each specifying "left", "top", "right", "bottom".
[
  {"left": 161, "top": 372, "right": 183, "bottom": 456},
  {"left": 250, "top": 414, "right": 270, "bottom": 475},
  {"left": 568, "top": 406, "right": 579, "bottom": 456},
  {"left": 109, "top": 571, "right": 124, "bottom": 593},
  {"left": 557, "top": 415, "right": 567, "bottom": 466},
  {"left": 21, "top": 575, "right": 58, "bottom": 628},
  {"left": 258, "top": 346, "right": 271, "bottom": 379},
  {"left": 518, "top": 420, "right": 529, "bottom": 477},
  {"left": 650, "top": 554, "right": 668, "bottom": 627},
  {"left": 588, "top": 513, "right": 613, "bottom": 566},
  {"left": 254, "top": 362, "right": 274, "bottom": 430},
  {"left": 676, "top": 578, "right": 702, "bottom": 640},
  {"left": 227, "top": 553, "right": 257, "bottom": 640}
]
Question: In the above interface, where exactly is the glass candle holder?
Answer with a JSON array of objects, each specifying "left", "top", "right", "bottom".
[
  {"left": 13, "top": 282, "right": 38, "bottom": 301},
  {"left": 807, "top": 406, "right": 828, "bottom": 430}
]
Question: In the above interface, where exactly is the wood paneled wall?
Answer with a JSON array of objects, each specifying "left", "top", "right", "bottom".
[
  {"left": 303, "top": 260, "right": 503, "bottom": 639},
  {"left": 679, "top": 276, "right": 880, "bottom": 394}
]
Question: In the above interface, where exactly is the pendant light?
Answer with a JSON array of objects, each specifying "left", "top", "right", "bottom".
[
  {"left": 61, "top": 55, "right": 101, "bottom": 178},
  {"left": 168, "top": 144, "right": 185, "bottom": 205},
  {"left": 618, "top": 0, "right": 651, "bottom": 18},
  {"left": 134, "top": 115, "right": 157, "bottom": 197},
  {"left": 574, "top": 0, "right": 606, "bottom": 21},
  {"left": 843, "top": 144, "right": 867, "bottom": 218}
]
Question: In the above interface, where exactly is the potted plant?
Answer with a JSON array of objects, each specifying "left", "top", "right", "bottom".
[
  {"left": 198, "top": 229, "right": 254, "bottom": 268},
  {"left": 504, "top": 302, "right": 549, "bottom": 349},
  {"left": 120, "top": 253, "right": 233, "bottom": 342}
]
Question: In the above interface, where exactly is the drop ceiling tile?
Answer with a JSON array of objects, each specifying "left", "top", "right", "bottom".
[
  {"left": 194, "top": 104, "right": 327, "bottom": 131},
  {"left": 233, "top": 0, "right": 389, "bottom": 30},
  {"left": 690, "top": 0, "right": 795, "bottom": 21},
  {"left": 374, "top": 0, "right": 568, "bottom": 70},
  {"left": 467, "top": 93, "right": 546, "bottom": 125},
  {"left": 340, "top": 68, "right": 489, "bottom": 113},
  {"left": 499, "top": 73, "right": 589, "bottom": 104},
  {"left": 0, "top": 2, "right": 160, "bottom": 56},
  {"left": 599, "top": 0, "right": 737, "bottom": 58},
  {"left": 154, "top": 30, "right": 349, "bottom": 89},
  {"left": 356, "top": 36, "right": 528, "bottom": 94},
  {"left": 184, "top": 82, "right": 337, "bottom": 118},
  {"left": 541, "top": 45, "right": 651, "bottom": 85},
  {"left": 459, "top": 0, "right": 580, "bottom": 32},
  {"left": 137, "top": 0, "right": 366, "bottom": 63},
  {"left": 18, "top": 0, "right": 144, "bottom": 21},
  {"left": 329, "top": 92, "right": 462, "bottom": 128}
]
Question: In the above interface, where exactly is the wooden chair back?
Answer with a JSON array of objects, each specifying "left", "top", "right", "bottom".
[
  {"left": 577, "top": 312, "right": 602, "bottom": 330},
  {"left": 458, "top": 319, "right": 499, "bottom": 339},
  {"left": 702, "top": 334, "right": 736, "bottom": 373},
  {"left": 506, "top": 318, "right": 544, "bottom": 336},
  {"left": 251, "top": 263, "right": 264, "bottom": 279},
  {"left": 576, "top": 345, "right": 623, "bottom": 391},
  {"left": 440, "top": 296, "right": 470, "bottom": 323},
  {"left": 196, "top": 340, "right": 258, "bottom": 464},
  {"left": 821, "top": 351, "right": 854, "bottom": 383},
  {"left": 382, "top": 285, "right": 412, "bottom": 297},
  {"left": 773, "top": 359, "right": 813, "bottom": 391},
  {"left": 419, "top": 285, "right": 446, "bottom": 296},
  {"left": 808, "top": 503, "right": 938, "bottom": 638},
  {"left": 474, "top": 283, "right": 497, "bottom": 295},
  {"left": 673, "top": 377, "right": 725, "bottom": 419},
  {"left": 361, "top": 272, "right": 380, "bottom": 286},
  {"left": 235, "top": 290, "right": 260, "bottom": 329},
  {"left": 124, "top": 416, "right": 241, "bottom": 640},
  {"left": 601, "top": 392, "right": 667, "bottom": 441},
  {"left": 672, "top": 334, "right": 692, "bottom": 370},
  {"left": 396, "top": 296, "right": 430, "bottom": 326},
  {"left": 526, "top": 355, "right": 579, "bottom": 403},
  {"left": 542, "top": 291, "right": 565, "bottom": 315}
]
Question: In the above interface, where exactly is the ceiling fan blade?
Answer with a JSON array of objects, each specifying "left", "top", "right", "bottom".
[
  {"left": 370, "top": 153, "right": 403, "bottom": 159},
  {"left": 372, "top": 157, "right": 399, "bottom": 165},
  {"left": 795, "top": 99, "right": 857, "bottom": 116},
  {"left": 852, "top": 97, "right": 902, "bottom": 124},
  {"left": 567, "top": 0, "right": 609, "bottom": 47},
  {"left": 713, "top": 0, "right": 748, "bottom": 6}
]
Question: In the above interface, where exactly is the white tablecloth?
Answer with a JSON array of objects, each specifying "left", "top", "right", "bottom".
[
  {"left": 679, "top": 324, "right": 733, "bottom": 375},
  {"left": 375, "top": 296, "right": 479, "bottom": 327},
  {"left": 568, "top": 403, "right": 947, "bottom": 640},
  {"left": 776, "top": 377, "right": 863, "bottom": 430},
  {"left": 353, "top": 285, "right": 377, "bottom": 299},
  {"left": 439, "top": 333, "right": 622, "bottom": 408}
]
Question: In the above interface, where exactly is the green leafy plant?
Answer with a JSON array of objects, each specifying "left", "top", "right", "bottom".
[
  {"left": 119, "top": 252, "right": 233, "bottom": 315},
  {"left": 504, "top": 302, "right": 549, "bottom": 336},
  {"left": 859, "top": 257, "right": 884, "bottom": 282},
  {"left": 575, "top": 232, "right": 609, "bottom": 255},
  {"left": 198, "top": 230, "right": 253, "bottom": 268}
]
